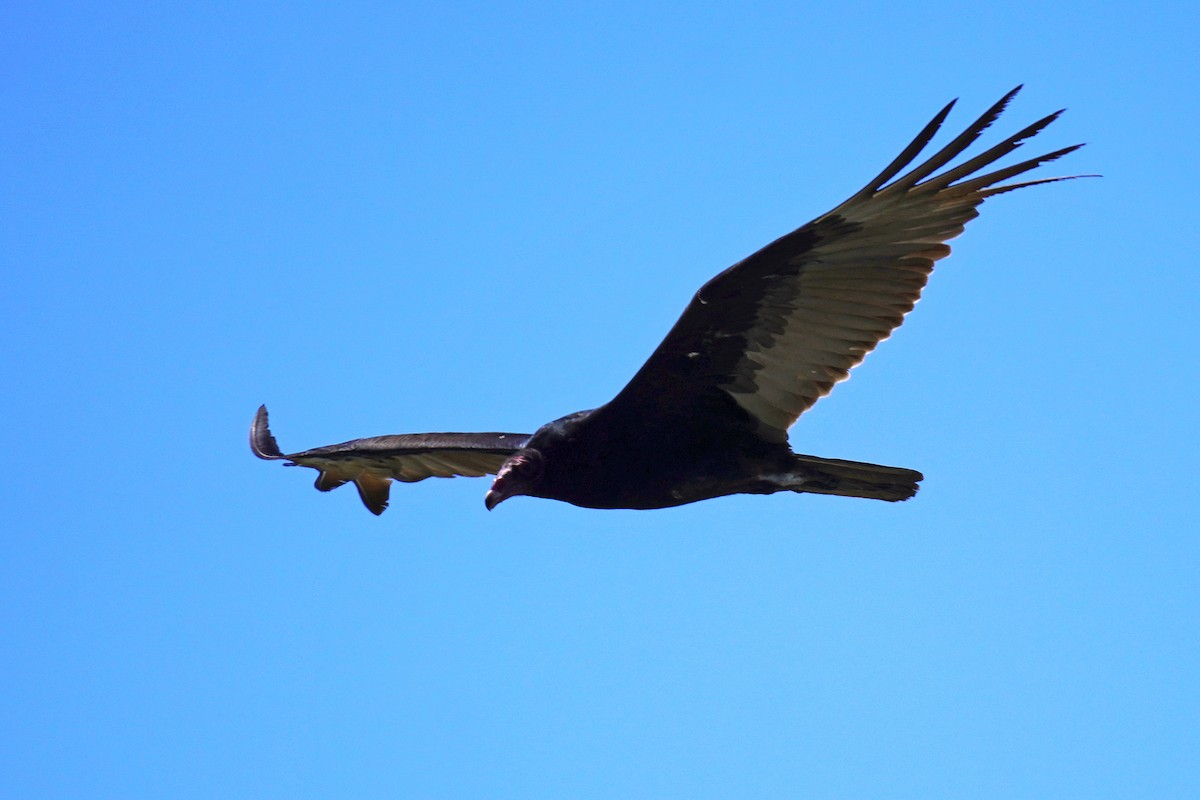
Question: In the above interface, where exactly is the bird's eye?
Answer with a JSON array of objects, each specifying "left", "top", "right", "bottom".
[{"left": 513, "top": 451, "right": 545, "bottom": 481}]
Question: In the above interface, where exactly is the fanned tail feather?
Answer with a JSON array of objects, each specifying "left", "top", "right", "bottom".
[{"left": 792, "top": 454, "right": 923, "bottom": 502}]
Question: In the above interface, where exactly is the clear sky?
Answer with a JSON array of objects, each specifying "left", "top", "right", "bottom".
[{"left": 3, "top": 2, "right": 1197, "bottom": 798}]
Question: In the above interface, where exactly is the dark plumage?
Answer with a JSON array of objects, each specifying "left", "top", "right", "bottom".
[{"left": 252, "top": 87, "right": 1086, "bottom": 516}]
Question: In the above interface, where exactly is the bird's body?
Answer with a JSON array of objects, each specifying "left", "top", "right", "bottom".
[
  {"left": 498, "top": 402, "right": 787, "bottom": 510},
  {"left": 483, "top": 394, "right": 921, "bottom": 511},
  {"left": 251, "top": 87, "right": 1086, "bottom": 517}
]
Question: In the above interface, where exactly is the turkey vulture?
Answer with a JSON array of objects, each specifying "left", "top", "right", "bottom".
[{"left": 252, "top": 87, "right": 1086, "bottom": 515}]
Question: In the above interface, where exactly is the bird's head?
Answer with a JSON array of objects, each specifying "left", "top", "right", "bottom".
[{"left": 485, "top": 449, "right": 545, "bottom": 510}]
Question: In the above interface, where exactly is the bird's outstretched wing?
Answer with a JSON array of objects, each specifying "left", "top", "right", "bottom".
[
  {"left": 607, "top": 86, "right": 1088, "bottom": 442},
  {"left": 250, "top": 406, "right": 530, "bottom": 514}
]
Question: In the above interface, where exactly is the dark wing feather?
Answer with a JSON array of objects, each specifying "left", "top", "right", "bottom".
[
  {"left": 607, "top": 86, "right": 1087, "bottom": 441},
  {"left": 250, "top": 405, "right": 529, "bottom": 515}
]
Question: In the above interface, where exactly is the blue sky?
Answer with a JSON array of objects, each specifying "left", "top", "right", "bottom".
[{"left": 3, "top": 2, "right": 1197, "bottom": 797}]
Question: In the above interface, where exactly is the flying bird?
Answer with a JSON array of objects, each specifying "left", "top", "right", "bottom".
[{"left": 252, "top": 87, "right": 1085, "bottom": 516}]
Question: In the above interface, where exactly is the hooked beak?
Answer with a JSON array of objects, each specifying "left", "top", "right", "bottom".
[
  {"left": 484, "top": 485, "right": 507, "bottom": 511},
  {"left": 486, "top": 451, "right": 540, "bottom": 511},
  {"left": 484, "top": 475, "right": 516, "bottom": 511}
]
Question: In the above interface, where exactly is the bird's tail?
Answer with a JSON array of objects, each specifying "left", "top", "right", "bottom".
[{"left": 790, "top": 454, "right": 923, "bottom": 502}]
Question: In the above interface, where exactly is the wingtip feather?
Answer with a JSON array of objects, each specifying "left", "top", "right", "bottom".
[
  {"left": 250, "top": 405, "right": 286, "bottom": 460},
  {"left": 354, "top": 473, "right": 392, "bottom": 515}
]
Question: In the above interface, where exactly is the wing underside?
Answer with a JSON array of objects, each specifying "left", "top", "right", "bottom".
[
  {"left": 250, "top": 405, "right": 529, "bottom": 515},
  {"left": 609, "top": 86, "right": 1087, "bottom": 441}
]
